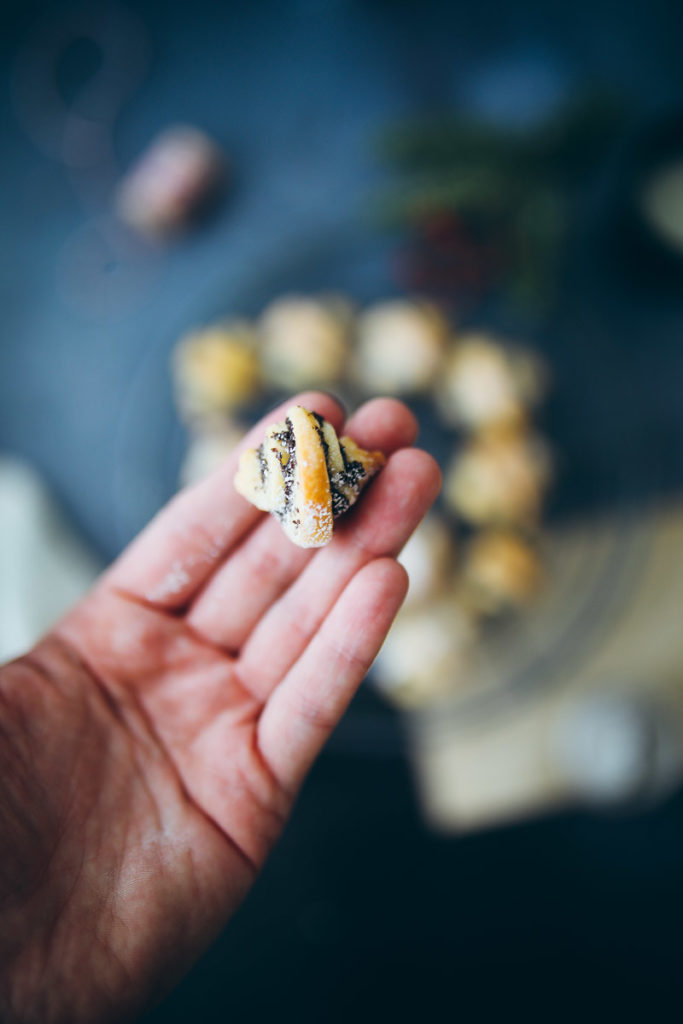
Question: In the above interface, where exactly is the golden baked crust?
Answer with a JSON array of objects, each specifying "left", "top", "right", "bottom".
[{"left": 234, "top": 405, "right": 385, "bottom": 547}]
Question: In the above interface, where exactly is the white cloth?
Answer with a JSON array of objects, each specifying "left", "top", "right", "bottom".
[{"left": 0, "top": 457, "right": 102, "bottom": 663}]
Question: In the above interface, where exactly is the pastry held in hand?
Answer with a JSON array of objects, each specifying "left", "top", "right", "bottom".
[{"left": 234, "top": 405, "right": 385, "bottom": 548}]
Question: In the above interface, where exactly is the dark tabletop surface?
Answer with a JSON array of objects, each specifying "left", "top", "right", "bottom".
[{"left": 3, "top": 1, "right": 683, "bottom": 1019}]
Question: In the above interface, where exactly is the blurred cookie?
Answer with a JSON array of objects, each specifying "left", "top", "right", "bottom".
[
  {"left": 354, "top": 299, "right": 448, "bottom": 394},
  {"left": 398, "top": 513, "right": 456, "bottom": 608},
  {"left": 437, "top": 333, "right": 548, "bottom": 431},
  {"left": 259, "top": 295, "right": 353, "bottom": 390},
  {"left": 373, "top": 596, "right": 478, "bottom": 708},
  {"left": 173, "top": 321, "right": 261, "bottom": 423},
  {"left": 460, "top": 529, "right": 543, "bottom": 615},
  {"left": 445, "top": 429, "right": 552, "bottom": 528}
]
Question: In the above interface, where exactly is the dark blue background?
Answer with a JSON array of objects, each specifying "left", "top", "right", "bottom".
[{"left": 3, "top": 1, "right": 683, "bottom": 1019}]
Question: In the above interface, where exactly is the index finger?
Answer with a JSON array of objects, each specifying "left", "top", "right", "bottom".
[{"left": 105, "top": 391, "right": 346, "bottom": 609}]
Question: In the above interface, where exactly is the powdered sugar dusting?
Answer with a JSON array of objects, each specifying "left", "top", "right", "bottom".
[
  {"left": 299, "top": 501, "right": 333, "bottom": 547},
  {"left": 147, "top": 559, "right": 192, "bottom": 601},
  {"left": 233, "top": 404, "right": 382, "bottom": 548}
]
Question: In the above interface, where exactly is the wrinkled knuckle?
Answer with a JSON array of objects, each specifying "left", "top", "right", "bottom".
[
  {"left": 291, "top": 692, "right": 338, "bottom": 734},
  {"left": 246, "top": 545, "right": 287, "bottom": 587},
  {"left": 350, "top": 528, "right": 383, "bottom": 560},
  {"left": 335, "top": 641, "right": 372, "bottom": 677}
]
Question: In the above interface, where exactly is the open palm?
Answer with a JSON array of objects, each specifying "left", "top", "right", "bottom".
[{"left": 0, "top": 393, "right": 440, "bottom": 1024}]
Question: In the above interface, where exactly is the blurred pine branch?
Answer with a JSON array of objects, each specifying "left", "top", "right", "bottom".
[{"left": 374, "top": 90, "right": 625, "bottom": 315}]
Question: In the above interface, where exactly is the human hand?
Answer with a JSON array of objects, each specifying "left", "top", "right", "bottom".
[{"left": 0, "top": 394, "right": 441, "bottom": 1023}]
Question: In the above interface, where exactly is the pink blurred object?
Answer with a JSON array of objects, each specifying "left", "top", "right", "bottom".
[{"left": 116, "top": 125, "right": 227, "bottom": 237}]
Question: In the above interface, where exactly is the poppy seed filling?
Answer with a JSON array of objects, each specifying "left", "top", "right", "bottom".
[
  {"left": 234, "top": 404, "right": 385, "bottom": 548},
  {"left": 257, "top": 418, "right": 368, "bottom": 521},
  {"left": 265, "top": 418, "right": 296, "bottom": 519}
]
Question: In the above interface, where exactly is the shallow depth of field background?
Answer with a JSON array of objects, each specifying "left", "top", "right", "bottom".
[{"left": 3, "top": 1, "right": 683, "bottom": 1020}]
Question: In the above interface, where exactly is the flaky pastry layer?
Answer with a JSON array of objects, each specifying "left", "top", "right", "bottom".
[{"left": 234, "top": 405, "right": 385, "bottom": 547}]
